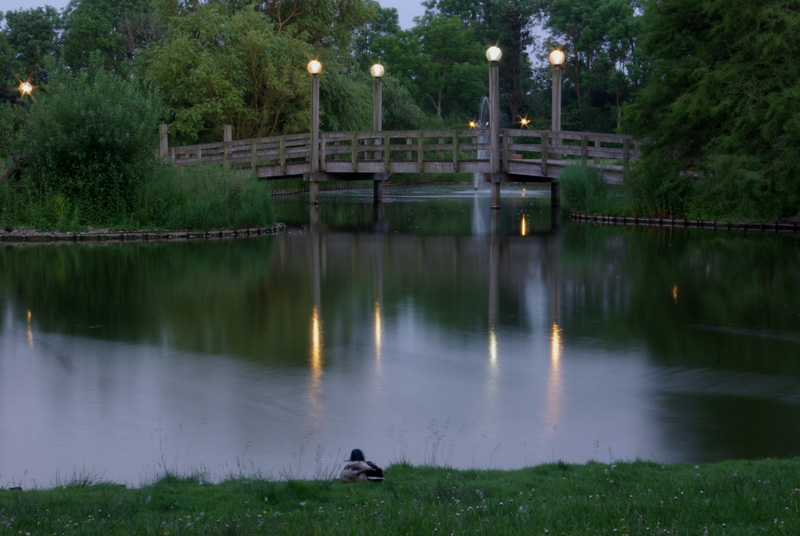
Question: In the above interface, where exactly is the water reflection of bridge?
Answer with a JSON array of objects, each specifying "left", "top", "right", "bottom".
[
  {"left": 300, "top": 216, "right": 561, "bottom": 339},
  {"left": 162, "top": 128, "right": 641, "bottom": 209},
  {"left": 300, "top": 219, "right": 563, "bottom": 436}
]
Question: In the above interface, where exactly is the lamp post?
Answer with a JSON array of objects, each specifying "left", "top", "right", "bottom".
[
  {"left": 307, "top": 59, "right": 322, "bottom": 205},
  {"left": 370, "top": 63, "right": 385, "bottom": 204},
  {"left": 548, "top": 49, "right": 565, "bottom": 134},
  {"left": 548, "top": 49, "right": 565, "bottom": 222},
  {"left": 486, "top": 45, "right": 502, "bottom": 210}
]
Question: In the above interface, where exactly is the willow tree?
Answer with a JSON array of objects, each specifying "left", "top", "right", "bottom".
[
  {"left": 142, "top": 0, "right": 371, "bottom": 142},
  {"left": 625, "top": 0, "right": 800, "bottom": 219}
]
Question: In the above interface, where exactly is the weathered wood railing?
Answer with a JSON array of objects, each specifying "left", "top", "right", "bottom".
[{"left": 166, "top": 128, "right": 642, "bottom": 179}]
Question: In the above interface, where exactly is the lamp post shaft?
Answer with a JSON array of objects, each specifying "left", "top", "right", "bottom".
[
  {"left": 373, "top": 77, "right": 382, "bottom": 131},
  {"left": 373, "top": 76, "right": 383, "bottom": 203},
  {"left": 489, "top": 60, "right": 501, "bottom": 210},
  {"left": 309, "top": 73, "right": 320, "bottom": 204},
  {"left": 551, "top": 68, "right": 562, "bottom": 132}
]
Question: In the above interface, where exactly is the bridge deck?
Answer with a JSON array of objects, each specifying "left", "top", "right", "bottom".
[{"left": 166, "top": 129, "right": 641, "bottom": 185}]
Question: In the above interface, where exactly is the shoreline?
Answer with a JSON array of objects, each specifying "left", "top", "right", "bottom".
[
  {"left": 570, "top": 211, "right": 800, "bottom": 234},
  {"left": 0, "top": 223, "right": 286, "bottom": 244}
]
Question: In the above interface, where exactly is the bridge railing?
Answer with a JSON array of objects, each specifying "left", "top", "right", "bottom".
[
  {"left": 166, "top": 128, "right": 641, "bottom": 178},
  {"left": 169, "top": 133, "right": 313, "bottom": 173},
  {"left": 321, "top": 129, "right": 490, "bottom": 174}
]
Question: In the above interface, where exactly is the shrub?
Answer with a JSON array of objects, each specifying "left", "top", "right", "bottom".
[
  {"left": 559, "top": 164, "right": 609, "bottom": 213},
  {"left": 24, "top": 65, "right": 160, "bottom": 223},
  {"left": 623, "top": 154, "right": 693, "bottom": 218},
  {"left": 134, "top": 164, "right": 275, "bottom": 230}
]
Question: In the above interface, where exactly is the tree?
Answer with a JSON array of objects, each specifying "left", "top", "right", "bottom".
[
  {"left": 61, "top": 0, "right": 164, "bottom": 75},
  {"left": 142, "top": 0, "right": 373, "bottom": 142},
  {"left": 1, "top": 7, "right": 62, "bottom": 85},
  {"left": 379, "top": 14, "right": 485, "bottom": 121},
  {"left": 544, "top": 0, "right": 640, "bottom": 131},
  {"left": 350, "top": 0, "right": 400, "bottom": 72},
  {"left": 424, "top": 0, "right": 541, "bottom": 123},
  {"left": 624, "top": 0, "right": 800, "bottom": 219}
]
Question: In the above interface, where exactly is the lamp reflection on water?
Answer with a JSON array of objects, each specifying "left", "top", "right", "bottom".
[
  {"left": 672, "top": 284, "right": 679, "bottom": 304},
  {"left": 311, "top": 306, "right": 323, "bottom": 373},
  {"left": 374, "top": 301, "right": 383, "bottom": 367},
  {"left": 521, "top": 216, "right": 528, "bottom": 236},
  {"left": 306, "top": 305, "right": 324, "bottom": 426},
  {"left": 27, "top": 310, "right": 34, "bottom": 348},
  {"left": 544, "top": 322, "right": 563, "bottom": 431}
]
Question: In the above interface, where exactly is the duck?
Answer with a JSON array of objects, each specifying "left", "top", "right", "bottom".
[{"left": 339, "top": 448, "right": 385, "bottom": 483}]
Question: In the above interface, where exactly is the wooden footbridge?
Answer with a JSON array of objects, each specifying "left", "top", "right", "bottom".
[{"left": 160, "top": 127, "right": 642, "bottom": 209}]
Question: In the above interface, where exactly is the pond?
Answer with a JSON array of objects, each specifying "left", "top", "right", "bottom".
[{"left": 1, "top": 184, "right": 799, "bottom": 488}]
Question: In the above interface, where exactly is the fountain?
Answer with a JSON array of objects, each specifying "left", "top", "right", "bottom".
[{"left": 473, "top": 96, "right": 490, "bottom": 190}]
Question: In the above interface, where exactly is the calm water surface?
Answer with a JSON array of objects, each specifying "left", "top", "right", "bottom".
[{"left": 2, "top": 185, "right": 799, "bottom": 487}]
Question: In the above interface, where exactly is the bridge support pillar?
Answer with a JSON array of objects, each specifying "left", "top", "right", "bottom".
[
  {"left": 309, "top": 180, "right": 319, "bottom": 205},
  {"left": 550, "top": 178, "right": 560, "bottom": 228},
  {"left": 490, "top": 182, "right": 501, "bottom": 210},
  {"left": 550, "top": 178, "right": 560, "bottom": 210},
  {"left": 373, "top": 180, "right": 382, "bottom": 203}
]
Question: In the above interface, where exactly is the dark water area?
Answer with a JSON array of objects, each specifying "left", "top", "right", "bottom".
[{"left": 1, "top": 185, "right": 799, "bottom": 487}]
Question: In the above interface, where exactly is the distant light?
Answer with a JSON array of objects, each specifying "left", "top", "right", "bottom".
[
  {"left": 20, "top": 81, "right": 33, "bottom": 95},
  {"left": 307, "top": 60, "right": 322, "bottom": 75},
  {"left": 486, "top": 46, "right": 502, "bottom": 62},
  {"left": 370, "top": 63, "right": 385, "bottom": 78},
  {"left": 469, "top": 120, "right": 478, "bottom": 129},
  {"left": 549, "top": 49, "right": 565, "bottom": 67},
  {"left": 520, "top": 117, "right": 530, "bottom": 128}
]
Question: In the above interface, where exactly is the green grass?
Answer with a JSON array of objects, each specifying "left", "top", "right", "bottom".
[
  {"left": 1, "top": 164, "right": 277, "bottom": 232},
  {"left": 1, "top": 458, "right": 798, "bottom": 534}
]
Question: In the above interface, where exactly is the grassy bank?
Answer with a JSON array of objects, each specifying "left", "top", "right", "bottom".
[
  {"left": 1, "top": 458, "right": 798, "bottom": 534},
  {"left": 1, "top": 164, "right": 276, "bottom": 232},
  {"left": 559, "top": 163, "right": 800, "bottom": 222}
]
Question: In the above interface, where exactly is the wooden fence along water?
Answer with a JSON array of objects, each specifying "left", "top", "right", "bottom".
[{"left": 161, "top": 126, "right": 642, "bottom": 207}]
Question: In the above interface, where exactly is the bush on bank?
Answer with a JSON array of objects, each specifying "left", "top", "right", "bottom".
[{"left": 0, "top": 65, "right": 275, "bottom": 231}]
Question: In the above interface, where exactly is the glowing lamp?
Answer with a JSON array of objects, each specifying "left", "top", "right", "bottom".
[
  {"left": 485, "top": 46, "right": 502, "bottom": 62},
  {"left": 370, "top": 63, "right": 385, "bottom": 78},
  {"left": 549, "top": 49, "right": 565, "bottom": 67},
  {"left": 307, "top": 60, "right": 322, "bottom": 75}
]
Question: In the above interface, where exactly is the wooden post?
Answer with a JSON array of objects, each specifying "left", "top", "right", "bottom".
[
  {"left": 384, "top": 133, "right": 390, "bottom": 172},
  {"left": 373, "top": 76, "right": 383, "bottom": 203},
  {"left": 581, "top": 135, "right": 588, "bottom": 165},
  {"left": 159, "top": 124, "right": 169, "bottom": 160},
  {"left": 417, "top": 131, "right": 424, "bottom": 173},
  {"left": 352, "top": 132, "right": 359, "bottom": 172},
  {"left": 251, "top": 140, "right": 257, "bottom": 169},
  {"left": 320, "top": 133, "right": 327, "bottom": 172},
  {"left": 310, "top": 72, "right": 320, "bottom": 205},
  {"left": 223, "top": 124, "right": 232, "bottom": 169},
  {"left": 541, "top": 132, "right": 549, "bottom": 177},
  {"left": 280, "top": 135, "right": 286, "bottom": 174},
  {"left": 623, "top": 138, "right": 630, "bottom": 166},
  {"left": 502, "top": 132, "right": 510, "bottom": 171},
  {"left": 453, "top": 130, "right": 459, "bottom": 172},
  {"left": 489, "top": 58, "right": 501, "bottom": 210}
]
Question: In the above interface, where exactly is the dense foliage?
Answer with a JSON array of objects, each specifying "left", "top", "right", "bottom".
[
  {"left": 625, "top": 0, "right": 800, "bottom": 220},
  {"left": 24, "top": 66, "right": 159, "bottom": 222},
  {"left": 1, "top": 0, "right": 799, "bottom": 224}
]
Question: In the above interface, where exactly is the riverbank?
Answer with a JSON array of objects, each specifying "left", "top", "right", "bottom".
[
  {"left": 570, "top": 212, "right": 800, "bottom": 234},
  {"left": 2, "top": 458, "right": 797, "bottom": 534},
  {"left": 0, "top": 224, "right": 286, "bottom": 244}
]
